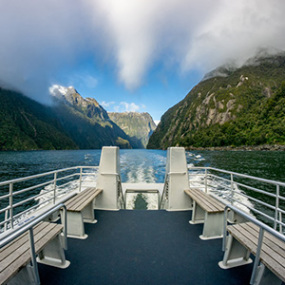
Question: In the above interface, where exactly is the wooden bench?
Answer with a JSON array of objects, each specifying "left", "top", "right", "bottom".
[
  {"left": 184, "top": 188, "right": 225, "bottom": 239},
  {"left": 64, "top": 187, "right": 103, "bottom": 239},
  {"left": 0, "top": 221, "right": 69, "bottom": 284},
  {"left": 219, "top": 222, "right": 285, "bottom": 284}
]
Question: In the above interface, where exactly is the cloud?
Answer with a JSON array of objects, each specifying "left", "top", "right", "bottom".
[
  {"left": 100, "top": 101, "right": 115, "bottom": 108},
  {"left": 1, "top": 0, "right": 285, "bottom": 101},
  {"left": 114, "top": 102, "right": 141, "bottom": 112},
  {"left": 182, "top": 0, "right": 285, "bottom": 72}
]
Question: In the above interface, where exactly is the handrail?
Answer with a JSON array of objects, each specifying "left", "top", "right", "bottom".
[
  {"left": 188, "top": 166, "right": 285, "bottom": 232},
  {"left": 0, "top": 203, "right": 67, "bottom": 285},
  {"left": 0, "top": 203, "right": 67, "bottom": 247},
  {"left": 116, "top": 175, "right": 125, "bottom": 209},
  {"left": 160, "top": 173, "right": 169, "bottom": 209},
  {"left": 0, "top": 167, "right": 78, "bottom": 187},
  {"left": 209, "top": 167, "right": 285, "bottom": 187},
  {"left": 223, "top": 204, "right": 285, "bottom": 284},
  {"left": 0, "top": 166, "right": 99, "bottom": 232}
]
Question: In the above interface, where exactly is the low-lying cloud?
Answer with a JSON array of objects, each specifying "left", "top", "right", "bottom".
[{"left": 1, "top": 0, "right": 285, "bottom": 102}]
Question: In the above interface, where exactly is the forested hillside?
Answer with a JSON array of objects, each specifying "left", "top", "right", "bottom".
[
  {"left": 108, "top": 112, "right": 156, "bottom": 148},
  {"left": 0, "top": 88, "right": 77, "bottom": 150},
  {"left": 148, "top": 53, "right": 285, "bottom": 149}
]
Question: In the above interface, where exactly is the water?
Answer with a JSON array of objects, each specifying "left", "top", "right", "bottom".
[
  {"left": 1, "top": 149, "right": 284, "bottom": 183},
  {"left": 0, "top": 149, "right": 284, "bottom": 218}
]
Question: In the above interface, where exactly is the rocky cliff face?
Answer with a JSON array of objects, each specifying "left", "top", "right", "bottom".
[
  {"left": 50, "top": 85, "right": 132, "bottom": 149},
  {"left": 108, "top": 112, "right": 156, "bottom": 148},
  {"left": 50, "top": 85, "right": 109, "bottom": 120},
  {"left": 148, "top": 52, "right": 285, "bottom": 149}
]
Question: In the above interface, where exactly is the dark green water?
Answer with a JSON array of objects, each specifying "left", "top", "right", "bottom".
[
  {"left": 0, "top": 149, "right": 284, "bottom": 183},
  {"left": 189, "top": 150, "right": 285, "bottom": 182},
  {"left": 0, "top": 149, "right": 284, "bottom": 222}
]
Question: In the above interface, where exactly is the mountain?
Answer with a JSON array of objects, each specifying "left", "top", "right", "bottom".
[
  {"left": 0, "top": 85, "right": 134, "bottom": 151},
  {"left": 108, "top": 112, "right": 156, "bottom": 148},
  {"left": 147, "top": 52, "right": 285, "bottom": 149},
  {"left": 0, "top": 88, "right": 77, "bottom": 150},
  {"left": 50, "top": 85, "right": 132, "bottom": 149}
]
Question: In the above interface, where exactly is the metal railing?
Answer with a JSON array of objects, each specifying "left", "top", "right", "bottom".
[
  {"left": 0, "top": 166, "right": 98, "bottom": 233},
  {"left": 222, "top": 204, "right": 285, "bottom": 284},
  {"left": 188, "top": 167, "right": 285, "bottom": 232},
  {"left": 99, "top": 171, "right": 125, "bottom": 209},
  {"left": 0, "top": 203, "right": 67, "bottom": 285},
  {"left": 117, "top": 175, "right": 125, "bottom": 209},
  {"left": 160, "top": 174, "right": 169, "bottom": 209}
]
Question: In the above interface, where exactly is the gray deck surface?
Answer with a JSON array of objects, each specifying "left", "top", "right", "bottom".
[{"left": 38, "top": 210, "right": 253, "bottom": 285}]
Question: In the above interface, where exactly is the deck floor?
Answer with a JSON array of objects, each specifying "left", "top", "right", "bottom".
[{"left": 39, "top": 210, "right": 253, "bottom": 285}]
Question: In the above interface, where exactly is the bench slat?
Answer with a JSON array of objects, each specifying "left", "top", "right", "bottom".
[
  {"left": 238, "top": 223, "right": 285, "bottom": 275},
  {"left": 0, "top": 221, "right": 63, "bottom": 284},
  {"left": 247, "top": 222, "right": 285, "bottom": 252},
  {"left": 185, "top": 188, "right": 224, "bottom": 213},
  {"left": 69, "top": 189, "right": 98, "bottom": 211},
  {"left": 0, "top": 222, "right": 47, "bottom": 262},
  {"left": 66, "top": 188, "right": 102, "bottom": 212},
  {"left": 186, "top": 188, "right": 224, "bottom": 212},
  {"left": 190, "top": 190, "right": 220, "bottom": 212},
  {"left": 227, "top": 222, "right": 285, "bottom": 282},
  {"left": 65, "top": 187, "right": 95, "bottom": 209}
]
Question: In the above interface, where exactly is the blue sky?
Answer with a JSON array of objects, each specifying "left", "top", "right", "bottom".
[
  {"left": 56, "top": 56, "right": 203, "bottom": 122},
  {"left": 1, "top": 0, "right": 285, "bottom": 123}
]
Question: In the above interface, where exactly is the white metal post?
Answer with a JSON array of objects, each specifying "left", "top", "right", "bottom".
[
  {"left": 250, "top": 228, "right": 264, "bottom": 284},
  {"left": 230, "top": 173, "right": 234, "bottom": 205},
  {"left": 9, "top": 183, "right": 13, "bottom": 229},
  {"left": 29, "top": 228, "right": 41, "bottom": 285},
  {"left": 79, "top": 167, "right": 83, "bottom": 192},
  {"left": 53, "top": 172, "right": 57, "bottom": 204},
  {"left": 274, "top": 185, "right": 280, "bottom": 230},
  {"left": 205, "top": 169, "right": 208, "bottom": 193}
]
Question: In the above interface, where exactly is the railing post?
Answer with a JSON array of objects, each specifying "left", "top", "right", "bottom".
[
  {"left": 29, "top": 228, "right": 41, "bottom": 284},
  {"left": 9, "top": 183, "right": 14, "bottom": 229},
  {"left": 79, "top": 167, "right": 83, "bottom": 192},
  {"left": 4, "top": 209, "right": 9, "bottom": 231},
  {"left": 230, "top": 174, "right": 234, "bottom": 205},
  {"left": 274, "top": 185, "right": 280, "bottom": 230},
  {"left": 205, "top": 169, "right": 208, "bottom": 193},
  {"left": 53, "top": 172, "right": 57, "bottom": 204},
  {"left": 250, "top": 228, "right": 264, "bottom": 284},
  {"left": 279, "top": 212, "right": 283, "bottom": 234}
]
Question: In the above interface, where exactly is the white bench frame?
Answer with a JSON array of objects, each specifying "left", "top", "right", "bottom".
[
  {"left": 0, "top": 203, "right": 69, "bottom": 285},
  {"left": 64, "top": 188, "right": 103, "bottom": 239},
  {"left": 185, "top": 188, "right": 225, "bottom": 239},
  {"left": 219, "top": 205, "right": 285, "bottom": 285}
]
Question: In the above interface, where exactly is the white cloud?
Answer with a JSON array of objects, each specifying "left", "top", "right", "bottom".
[
  {"left": 119, "top": 102, "right": 140, "bottom": 112},
  {"left": 1, "top": 0, "right": 285, "bottom": 101},
  {"left": 100, "top": 101, "right": 115, "bottom": 108},
  {"left": 111, "top": 101, "right": 145, "bottom": 112}
]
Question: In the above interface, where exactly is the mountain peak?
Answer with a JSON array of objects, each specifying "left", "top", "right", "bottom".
[{"left": 49, "top": 85, "right": 77, "bottom": 98}]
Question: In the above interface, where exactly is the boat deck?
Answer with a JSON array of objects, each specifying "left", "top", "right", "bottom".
[{"left": 38, "top": 210, "right": 253, "bottom": 285}]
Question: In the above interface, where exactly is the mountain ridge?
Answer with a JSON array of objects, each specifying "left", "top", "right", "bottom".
[
  {"left": 0, "top": 85, "right": 157, "bottom": 150},
  {"left": 147, "top": 52, "right": 285, "bottom": 149},
  {"left": 108, "top": 111, "right": 156, "bottom": 148}
]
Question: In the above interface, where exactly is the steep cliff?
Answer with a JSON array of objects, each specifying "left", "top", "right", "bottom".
[
  {"left": 108, "top": 112, "right": 156, "bottom": 148},
  {"left": 50, "top": 85, "right": 132, "bottom": 149},
  {"left": 0, "top": 88, "right": 77, "bottom": 150},
  {"left": 148, "top": 53, "right": 285, "bottom": 149}
]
